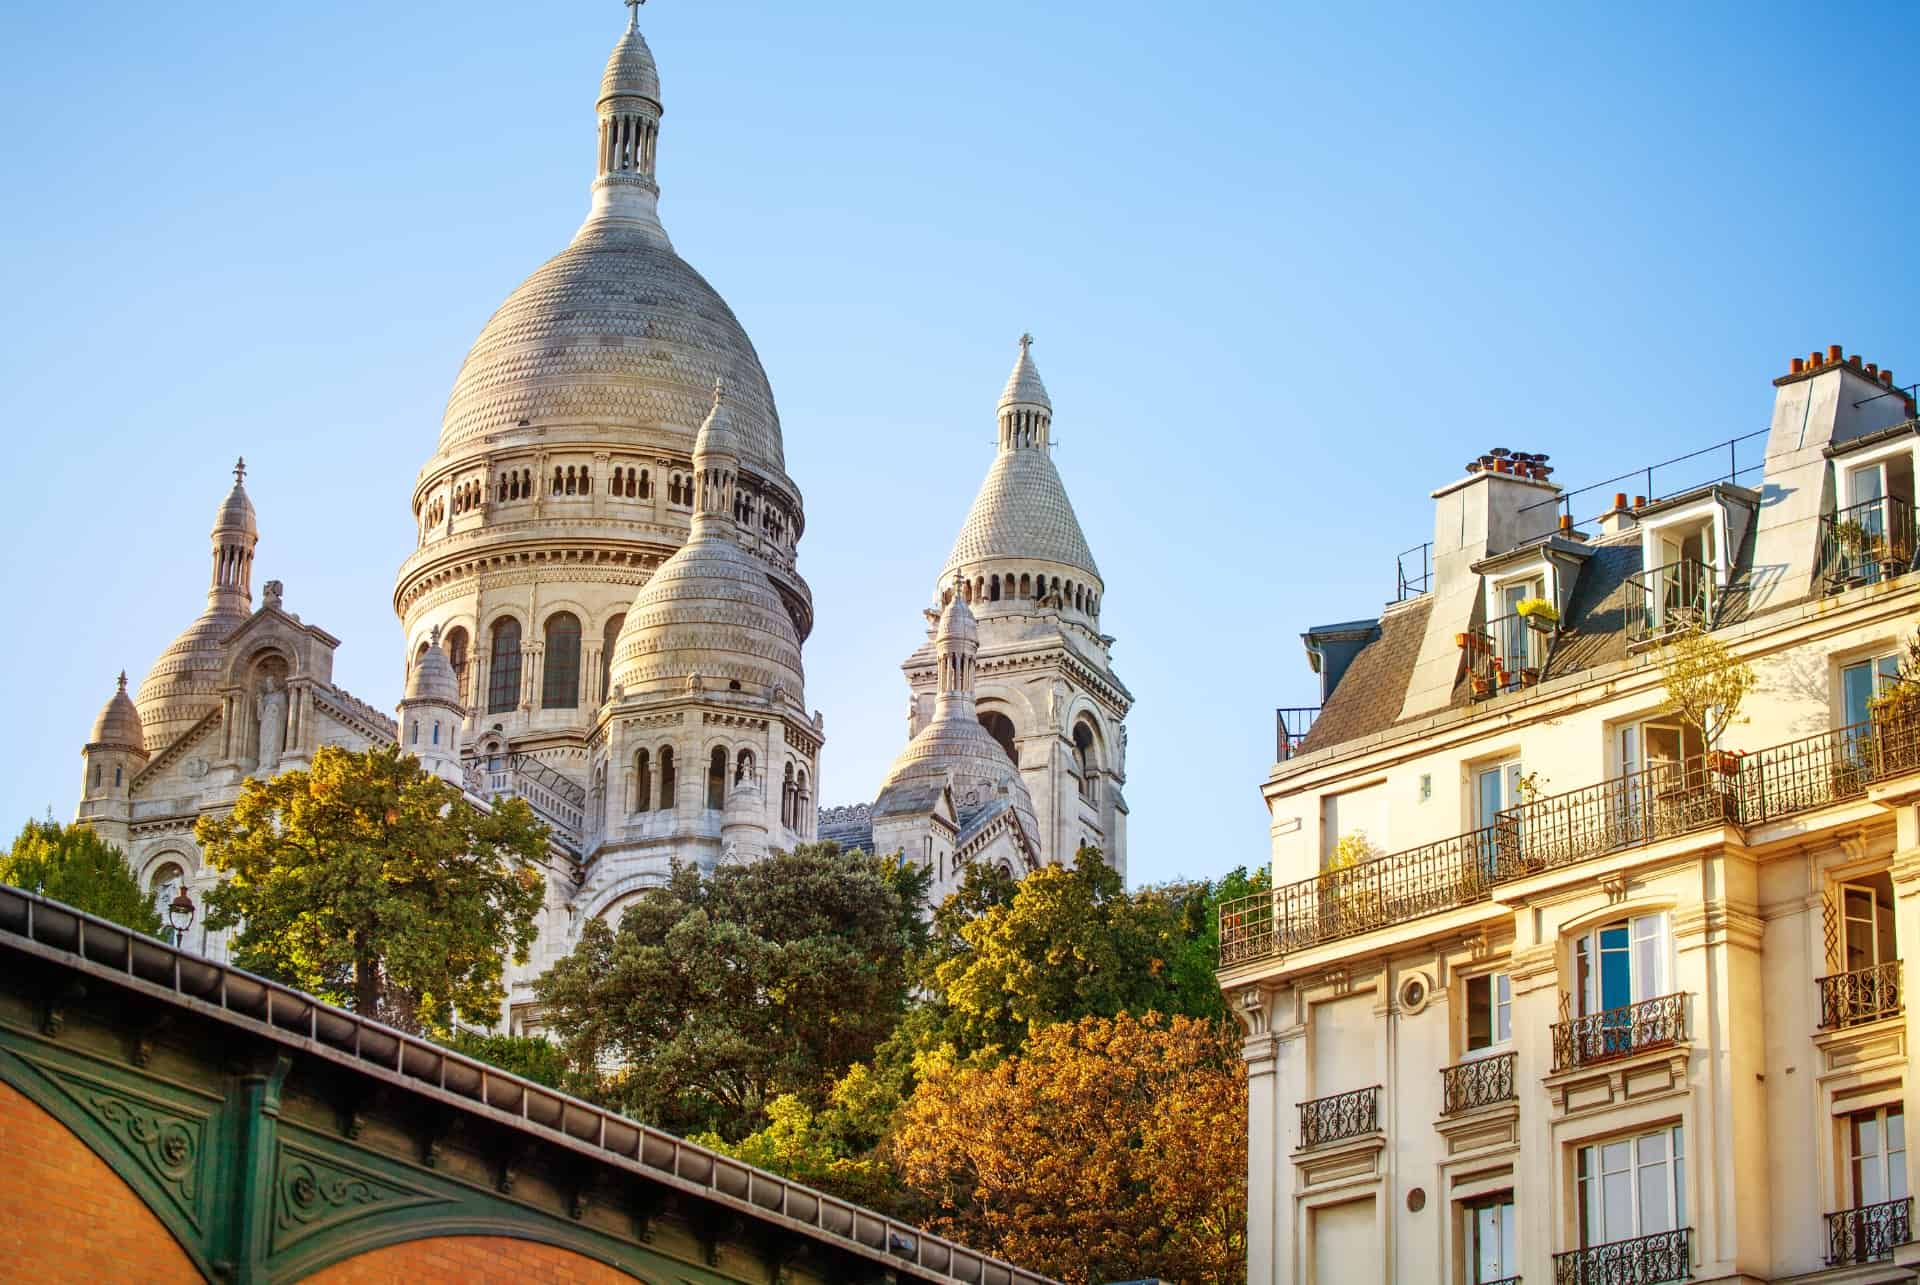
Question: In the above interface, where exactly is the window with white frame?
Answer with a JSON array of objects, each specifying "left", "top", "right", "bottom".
[
  {"left": 1464, "top": 972, "right": 1511, "bottom": 1054},
  {"left": 1492, "top": 576, "right": 1547, "bottom": 675},
  {"left": 1474, "top": 760, "right": 1523, "bottom": 830},
  {"left": 1464, "top": 1192, "right": 1517, "bottom": 1283},
  {"left": 1573, "top": 914, "right": 1669, "bottom": 1017},
  {"left": 1646, "top": 518, "right": 1717, "bottom": 634},
  {"left": 1577, "top": 1125, "right": 1686, "bottom": 1248},
  {"left": 1848, "top": 1104, "right": 1908, "bottom": 1208},
  {"left": 1842, "top": 652, "right": 1902, "bottom": 730},
  {"left": 1838, "top": 873, "right": 1898, "bottom": 974}
]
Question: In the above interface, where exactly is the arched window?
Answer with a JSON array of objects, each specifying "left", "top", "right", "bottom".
[
  {"left": 432, "top": 720, "right": 441, "bottom": 746},
  {"left": 657, "top": 746, "right": 676, "bottom": 811},
  {"left": 409, "top": 719, "right": 419, "bottom": 745},
  {"left": 796, "top": 768, "right": 809, "bottom": 829},
  {"left": 707, "top": 747, "right": 727, "bottom": 809},
  {"left": 445, "top": 626, "right": 470, "bottom": 705},
  {"left": 1074, "top": 720, "right": 1098, "bottom": 801},
  {"left": 542, "top": 612, "right": 581, "bottom": 709},
  {"left": 990, "top": 575, "right": 1001, "bottom": 601},
  {"left": 640, "top": 468, "right": 651, "bottom": 499},
  {"left": 487, "top": 618, "right": 522, "bottom": 713},
  {"left": 634, "top": 749, "right": 652, "bottom": 813},
  {"left": 580, "top": 466, "right": 591, "bottom": 492},
  {"left": 601, "top": 613, "right": 625, "bottom": 704},
  {"left": 113, "top": 765, "right": 122, "bottom": 787},
  {"left": 552, "top": 467, "right": 563, "bottom": 495},
  {"left": 735, "top": 748, "right": 755, "bottom": 784},
  {"left": 1019, "top": 573, "right": 1031, "bottom": 598},
  {"left": 980, "top": 711, "right": 1019, "bottom": 764},
  {"left": 782, "top": 763, "right": 795, "bottom": 829}
]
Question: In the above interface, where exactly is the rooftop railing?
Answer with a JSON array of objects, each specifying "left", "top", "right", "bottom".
[
  {"left": 1220, "top": 714, "right": 1920, "bottom": 972},
  {"left": 1277, "top": 707, "right": 1320, "bottom": 761},
  {"left": 1627, "top": 557, "right": 1716, "bottom": 646},
  {"left": 1468, "top": 613, "right": 1552, "bottom": 698},
  {"left": 1820, "top": 495, "right": 1918, "bottom": 593}
]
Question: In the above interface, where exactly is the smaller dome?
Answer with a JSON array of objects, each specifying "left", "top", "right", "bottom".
[
  {"left": 600, "top": 26, "right": 661, "bottom": 107},
  {"left": 696, "top": 380, "right": 741, "bottom": 461},
  {"left": 405, "top": 631, "right": 462, "bottom": 706},
  {"left": 215, "top": 458, "right": 256, "bottom": 538},
  {"left": 610, "top": 540, "right": 804, "bottom": 698},
  {"left": 89, "top": 672, "right": 146, "bottom": 754}
]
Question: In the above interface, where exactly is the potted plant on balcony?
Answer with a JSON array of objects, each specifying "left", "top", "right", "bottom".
[
  {"left": 1515, "top": 597, "right": 1560, "bottom": 633},
  {"left": 1832, "top": 518, "right": 1874, "bottom": 586},
  {"left": 1659, "top": 622, "right": 1755, "bottom": 820},
  {"left": 1868, "top": 631, "right": 1920, "bottom": 778},
  {"left": 1470, "top": 672, "right": 1495, "bottom": 699},
  {"left": 1520, "top": 667, "right": 1541, "bottom": 687}
]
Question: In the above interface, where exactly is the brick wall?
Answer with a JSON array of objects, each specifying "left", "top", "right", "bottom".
[
  {"left": 302, "top": 1235, "right": 638, "bottom": 1283},
  {"left": 0, "top": 1078, "right": 202, "bottom": 1283}
]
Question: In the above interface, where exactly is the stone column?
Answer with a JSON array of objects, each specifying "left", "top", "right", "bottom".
[
  {"left": 592, "top": 450, "right": 610, "bottom": 519},
  {"left": 523, "top": 642, "right": 544, "bottom": 711}
]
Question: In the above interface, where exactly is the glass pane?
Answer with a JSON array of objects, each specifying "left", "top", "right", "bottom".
[
  {"left": 1646, "top": 725, "right": 1683, "bottom": 765},
  {"left": 1496, "top": 974, "right": 1512, "bottom": 1044},
  {"left": 1600, "top": 927, "right": 1632, "bottom": 1013},
  {"left": 1467, "top": 976, "right": 1492, "bottom": 1050},
  {"left": 1603, "top": 1167, "right": 1632, "bottom": 1242},
  {"left": 1856, "top": 1114, "right": 1886, "bottom": 1206},
  {"left": 1638, "top": 1134, "right": 1670, "bottom": 1233},
  {"left": 1853, "top": 464, "right": 1885, "bottom": 506},
  {"left": 1499, "top": 1202, "right": 1516, "bottom": 1279},
  {"left": 1634, "top": 916, "right": 1664, "bottom": 1002},
  {"left": 1478, "top": 768, "right": 1504, "bottom": 829},
  {"left": 1577, "top": 938, "right": 1593, "bottom": 1016},
  {"left": 1475, "top": 1205, "right": 1500, "bottom": 1281},
  {"left": 1845, "top": 662, "right": 1875, "bottom": 729},
  {"left": 1845, "top": 888, "right": 1877, "bottom": 971},
  {"left": 1579, "top": 1152, "right": 1598, "bottom": 1247}
]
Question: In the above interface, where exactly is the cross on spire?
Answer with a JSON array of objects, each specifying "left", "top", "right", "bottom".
[
  {"left": 625, "top": 0, "right": 645, "bottom": 31},
  {"left": 233, "top": 456, "right": 246, "bottom": 485},
  {"left": 1019, "top": 332, "right": 1033, "bottom": 355}
]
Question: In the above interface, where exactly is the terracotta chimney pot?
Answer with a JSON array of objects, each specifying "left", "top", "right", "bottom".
[
  {"left": 1811, "top": 351, "right": 1824, "bottom": 369},
  {"left": 1559, "top": 514, "right": 1573, "bottom": 533},
  {"left": 1884, "top": 369, "right": 1896, "bottom": 386},
  {"left": 1613, "top": 492, "right": 1628, "bottom": 510},
  {"left": 1849, "top": 354, "right": 1864, "bottom": 369},
  {"left": 1633, "top": 495, "right": 1648, "bottom": 510},
  {"left": 1867, "top": 363, "right": 1879, "bottom": 377},
  {"left": 1790, "top": 357, "right": 1805, "bottom": 375},
  {"left": 1829, "top": 344, "right": 1845, "bottom": 362}
]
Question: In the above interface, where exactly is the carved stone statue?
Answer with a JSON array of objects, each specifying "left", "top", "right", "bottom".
[
  {"left": 263, "top": 580, "right": 284, "bottom": 610},
  {"left": 257, "top": 677, "right": 288, "bottom": 770},
  {"left": 687, "top": 671, "right": 705, "bottom": 694}
]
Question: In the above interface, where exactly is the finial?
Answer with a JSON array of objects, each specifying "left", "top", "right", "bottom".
[
  {"left": 233, "top": 456, "right": 246, "bottom": 485},
  {"left": 712, "top": 376, "right": 725, "bottom": 406},
  {"left": 1019, "top": 332, "right": 1033, "bottom": 355},
  {"left": 429, "top": 624, "right": 442, "bottom": 647},
  {"left": 116, "top": 670, "right": 127, "bottom": 692},
  {"left": 625, "top": 0, "right": 644, "bottom": 31}
]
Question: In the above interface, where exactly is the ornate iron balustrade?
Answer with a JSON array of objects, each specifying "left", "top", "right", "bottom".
[
  {"left": 1277, "top": 706, "right": 1320, "bottom": 761},
  {"left": 1627, "top": 557, "right": 1715, "bottom": 645},
  {"left": 1217, "top": 888, "right": 1276, "bottom": 968},
  {"left": 1817, "top": 960, "right": 1903, "bottom": 1029},
  {"left": 1730, "top": 721, "right": 1871, "bottom": 825},
  {"left": 1820, "top": 495, "right": 1918, "bottom": 593},
  {"left": 1494, "top": 759, "right": 1730, "bottom": 880},
  {"left": 1441, "top": 1051, "right": 1516, "bottom": 1115},
  {"left": 1273, "top": 827, "right": 1501, "bottom": 955},
  {"left": 1479, "top": 1278, "right": 1522, "bottom": 1285},
  {"left": 1298, "top": 1085, "right": 1380, "bottom": 1149},
  {"left": 1553, "top": 1227, "right": 1691, "bottom": 1284},
  {"left": 1550, "top": 993, "right": 1685, "bottom": 1072},
  {"left": 1827, "top": 1196, "right": 1911, "bottom": 1265}
]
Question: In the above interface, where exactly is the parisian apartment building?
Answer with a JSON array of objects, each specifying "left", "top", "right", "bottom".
[{"left": 1219, "top": 345, "right": 1920, "bottom": 1284}]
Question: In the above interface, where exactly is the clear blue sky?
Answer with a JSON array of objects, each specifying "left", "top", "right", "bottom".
[{"left": 3, "top": 1, "right": 1916, "bottom": 890}]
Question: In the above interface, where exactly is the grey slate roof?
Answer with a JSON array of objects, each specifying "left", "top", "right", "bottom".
[{"left": 1295, "top": 596, "right": 1431, "bottom": 754}]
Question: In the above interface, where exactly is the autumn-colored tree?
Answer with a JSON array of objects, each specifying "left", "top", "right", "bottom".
[
  {"left": 1659, "top": 621, "right": 1756, "bottom": 748},
  {"left": 894, "top": 1012, "right": 1247, "bottom": 1284},
  {"left": 928, "top": 847, "right": 1225, "bottom": 1053},
  {"left": 2, "top": 819, "right": 161, "bottom": 936},
  {"left": 535, "top": 842, "right": 930, "bottom": 1139},
  {"left": 195, "top": 744, "right": 548, "bottom": 1033}
]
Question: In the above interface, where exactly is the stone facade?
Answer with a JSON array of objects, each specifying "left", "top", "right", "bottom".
[{"left": 1222, "top": 346, "right": 1920, "bottom": 1283}]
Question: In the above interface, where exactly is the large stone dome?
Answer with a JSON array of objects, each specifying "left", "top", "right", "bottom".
[{"left": 436, "top": 223, "right": 789, "bottom": 479}]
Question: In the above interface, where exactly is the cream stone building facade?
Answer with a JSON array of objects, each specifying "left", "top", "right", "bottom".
[
  {"left": 72, "top": 8, "right": 1130, "bottom": 1028},
  {"left": 1220, "top": 347, "right": 1920, "bottom": 1283}
]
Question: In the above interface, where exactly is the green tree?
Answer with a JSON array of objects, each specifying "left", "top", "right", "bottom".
[
  {"left": 447, "top": 1030, "right": 571, "bottom": 1090},
  {"left": 195, "top": 744, "right": 548, "bottom": 1033},
  {"left": 1, "top": 819, "right": 161, "bottom": 935},
  {"left": 535, "top": 842, "right": 930, "bottom": 1139},
  {"left": 930, "top": 847, "right": 1225, "bottom": 1054}
]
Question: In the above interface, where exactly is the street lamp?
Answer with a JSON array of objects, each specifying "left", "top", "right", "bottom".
[{"left": 167, "top": 888, "right": 196, "bottom": 947}]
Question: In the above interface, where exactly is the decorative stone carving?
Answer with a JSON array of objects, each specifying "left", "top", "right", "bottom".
[
  {"left": 73, "top": 1082, "right": 204, "bottom": 1225},
  {"left": 263, "top": 580, "right": 284, "bottom": 610},
  {"left": 272, "top": 1145, "right": 439, "bottom": 1253}
]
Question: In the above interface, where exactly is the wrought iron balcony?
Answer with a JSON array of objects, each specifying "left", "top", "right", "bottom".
[
  {"left": 1298, "top": 1085, "right": 1380, "bottom": 1149},
  {"left": 1277, "top": 706, "right": 1319, "bottom": 761},
  {"left": 1627, "top": 557, "right": 1715, "bottom": 645},
  {"left": 1494, "top": 758, "right": 1731, "bottom": 880},
  {"left": 1441, "top": 1051, "right": 1516, "bottom": 1115},
  {"left": 1817, "top": 960, "right": 1903, "bottom": 1030},
  {"left": 1827, "top": 1196, "right": 1911, "bottom": 1266},
  {"left": 1553, "top": 1227, "right": 1691, "bottom": 1284},
  {"left": 1550, "top": 993, "right": 1685, "bottom": 1073},
  {"left": 1467, "top": 612, "right": 1553, "bottom": 698},
  {"left": 1820, "top": 495, "right": 1918, "bottom": 593}
]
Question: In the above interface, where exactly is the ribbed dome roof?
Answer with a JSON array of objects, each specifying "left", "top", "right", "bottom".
[
  {"left": 135, "top": 602, "right": 248, "bottom": 751},
  {"left": 215, "top": 467, "right": 256, "bottom": 537},
  {"left": 876, "top": 713, "right": 1038, "bottom": 837},
  {"left": 599, "top": 26, "right": 661, "bottom": 105},
  {"left": 942, "top": 448, "right": 1099, "bottom": 581},
  {"left": 436, "top": 219, "right": 787, "bottom": 478},
  {"left": 938, "top": 585, "right": 979, "bottom": 645},
  {"left": 1000, "top": 335, "right": 1050, "bottom": 411},
  {"left": 89, "top": 673, "right": 146, "bottom": 755},
  {"left": 405, "top": 632, "right": 462, "bottom": 706},
  {"left": 609, "top": 538, "right": 803, "bottom": 698}
]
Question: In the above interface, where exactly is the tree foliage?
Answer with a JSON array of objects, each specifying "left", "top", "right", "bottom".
[
  {"left": 535, "top": 842, "right": 930, "bottom": 1139},
  {"left": 1659, "top": 621, "right": 1755, "bottom": 747},
  {"left": 2, "top": 819, "right": 161, "bottom": 936},
  {"left": 447, "top": 1030, "right": 571, "bottom": 1091},
  {"left": 195, "top": 744, "right": 548, "bottom": 1033},
  {"left": 894, "top": 1012, "right": 1247, "bottom": 1284},
  {"left": 927, "top": 847, "right": 1227, "bottom": 1053}
]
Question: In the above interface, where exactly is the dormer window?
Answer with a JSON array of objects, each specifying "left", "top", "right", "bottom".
[
  {"left": 1824, "top": 450, "right": 1916, "bottom": 592},
  {"left": 1631, "top": 486, "right": 1752, "bottom": 644}
]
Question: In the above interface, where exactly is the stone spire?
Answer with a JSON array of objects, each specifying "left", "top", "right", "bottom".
[
  {"left": 589, "top": 2, "right": 667, "bottom": 237},
  {"left": 933, "top": 576, "right": 980, "bottom": 718},
  {"left": 997, "top": 333, "right": 1052, "bottom": 451},
  {"left": 208, "top": 457, "right": 257, "bottom": 613},
  {"left": 690, "top": 380, "right": 740, "bottom": 537}
]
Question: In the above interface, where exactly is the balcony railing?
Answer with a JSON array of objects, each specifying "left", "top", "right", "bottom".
[
  {"left": 1627, "top": 557, "right": 1715, "bottom": 645},
  {"left": 1441, "top": 1051, "right": 1516, "bottom": 1115},
  {"left": 1219, "top": 715, "right": 1920, "bottom": 972},
  {"left": 1298, "top": 1085, "right": 1380, "bottom": 1149},
  {"left": 1817, "top": 959, "right": 1903, "bottom": 1030},
  {"left": 1550, "top": 993, "right": 1685, "bottom": 1072},
  {"left": 1827, "top": 1196, "right": 1911, "bottom": 1266},
  {"left": 1820, "top": 495, "right": 1917, "bottom": 593},
  {"left": 1468, "top": 613, "right": 1553, "bottom": 697},
  {"left": 1277, "top": 706, "right": 1320, "bottom": 761},
  {"left": 1553, "top": 1227, "right": 1691, "bottom": 1285}
]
